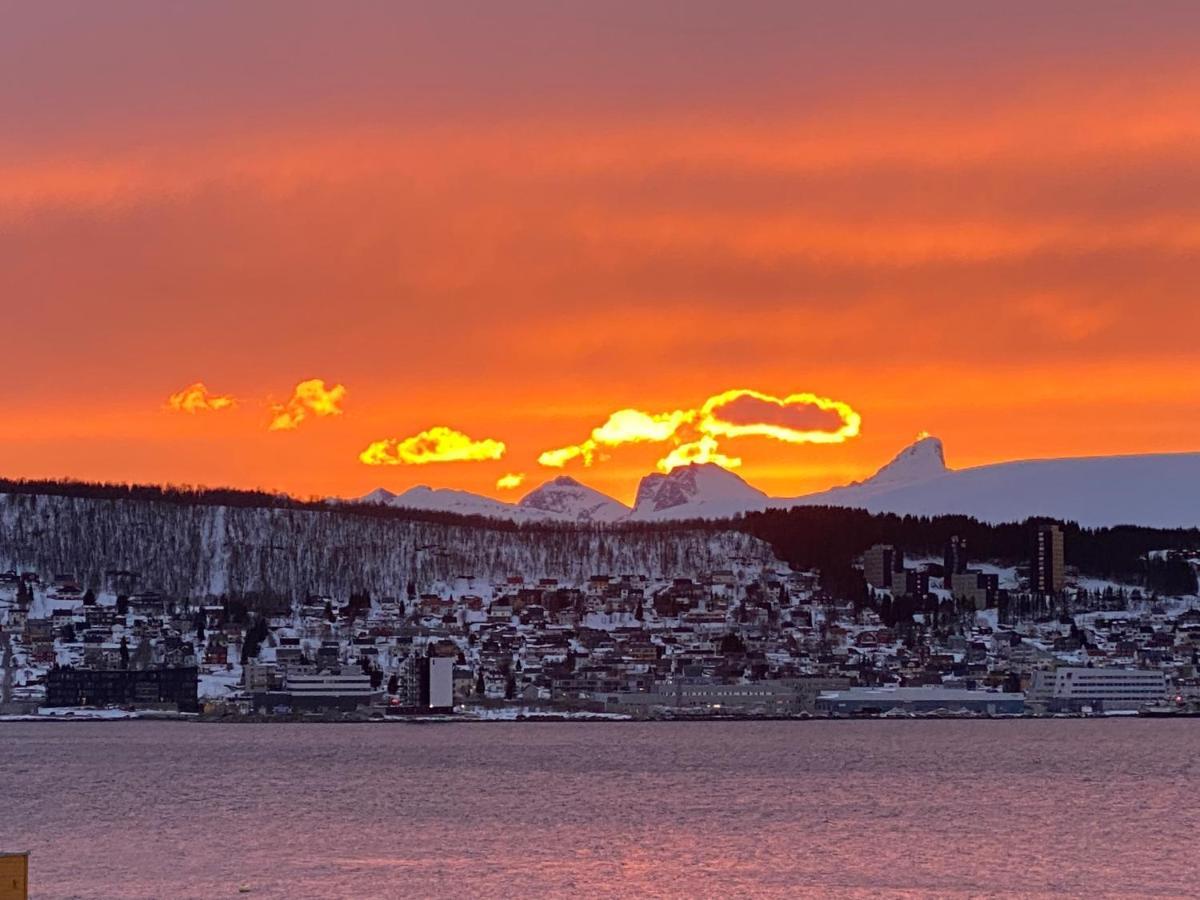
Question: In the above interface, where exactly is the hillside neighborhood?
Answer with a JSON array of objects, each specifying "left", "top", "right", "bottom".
[{"left": 3, "top": 517, "right": 1198, "bottom": 721}]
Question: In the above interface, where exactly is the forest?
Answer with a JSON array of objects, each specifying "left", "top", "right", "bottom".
[{"left": 0, "top": 477, "right": 1195, "bottom": 603}]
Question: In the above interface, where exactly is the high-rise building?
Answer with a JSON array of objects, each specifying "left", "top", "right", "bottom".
[
  {"left": 1031, "top": 524, "right": 1065, "bottom": 594},
  {"left": 863, "top": 544, "right": 903, "bottom": 589},
  {"left": 944, "top": 535, "right": 969, "bottom": 578},
  {"left": 397, "top": 653, "right": 455, "bottom": 713}
]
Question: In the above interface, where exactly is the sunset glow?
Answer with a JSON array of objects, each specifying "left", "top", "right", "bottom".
[{"left": 2, "top": 4, "right": 1198, "bottom": 504}]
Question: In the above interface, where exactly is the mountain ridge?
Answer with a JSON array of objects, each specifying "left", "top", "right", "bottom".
[{"left": 361, "top": 437, "right": 1200, "bottom": 528}]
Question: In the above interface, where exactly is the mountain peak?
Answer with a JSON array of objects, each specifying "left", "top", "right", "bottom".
[
  {"left": 630, "top": 463, "right": 767, "bottom": 520},
  {"left": 518, "top": 475, "right": 628, "bottom": 522},
  {"left": 862, "top": 434, "right": 948, "bottom": 489}
]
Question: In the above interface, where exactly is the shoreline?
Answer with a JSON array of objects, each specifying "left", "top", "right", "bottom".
[{"left": 4, "top": 710, "right": 1198, "bottom": 724}]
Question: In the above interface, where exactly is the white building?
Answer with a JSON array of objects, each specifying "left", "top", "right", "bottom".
[
  {"left": 281, "top": 667, "right": 373, "bottom": 711},
  {"left": 1027, "top": 666, "right": 1167, "bottom": 713}
]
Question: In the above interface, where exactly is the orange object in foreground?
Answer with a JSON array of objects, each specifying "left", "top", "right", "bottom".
[{"left": 0, "top": 852, "right": 27, "bottom": 900}]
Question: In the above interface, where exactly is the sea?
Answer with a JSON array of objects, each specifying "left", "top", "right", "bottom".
[{"left": 1, "top": 720, "right": 1197, "bottom": 899}]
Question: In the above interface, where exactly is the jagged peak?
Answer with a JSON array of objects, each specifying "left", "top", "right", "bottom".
[{"left": 864, "top": 434, "right": 948, "bottom": 487}]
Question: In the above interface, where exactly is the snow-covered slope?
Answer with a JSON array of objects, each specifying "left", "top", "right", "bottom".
[
  {"left": 629, "top": 464, "right": 768, "bottom": 521},
  {"left": 361, "top": 478, "right": 628, "bottom": 523},
  {"left": 0, "top": 491, "right": 776, "bottom": 600},
  {"left": 518, "top": 476, "right": 630, "bottom": 522},
  {"left": 372, "top": 485, "right": 541, "bottom": 521},
  {"left": 785, "top": 438, "right": 1200, "bottom": 528},
  {"left": 850, "top": 435, "right": 948, "bottom": 493}
]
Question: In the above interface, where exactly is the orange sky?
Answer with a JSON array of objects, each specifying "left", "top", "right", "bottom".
[{"left": 3, "top": 3, "right": 1198, "bottom": 505}]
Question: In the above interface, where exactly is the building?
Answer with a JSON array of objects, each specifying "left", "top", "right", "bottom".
[
  {"left": 816, "top": 686, "right": 1025, "bottom": 716},
  {"left": 251, "top": 666, "right": 375, "bottom": 713},
  {"left": 592, "top": 677, "right": 849, "bottom": 717},
  {"left": 393, "top": 654, "right": 455, "bottom": 713},
  {"left": 1026, "top": 666, "right": 1168, "bottom": 713},
  {"left": 951, "top": 571, "right": 1000, "bottom": 610},
  {"left": 863, "top": 544, "right": 904, "bottom": 590},
  {"left": 1032, "top": 524, "right": 1066, "bottom": 594},
  {"left": 944, "top": 535, "right": 969, "bottom": 578},
  {"left": 893, "top": 570, "right": 932, "bottom": 598},
  {"left": 45, "top": 665, "right": 199, "bottom": 712}
]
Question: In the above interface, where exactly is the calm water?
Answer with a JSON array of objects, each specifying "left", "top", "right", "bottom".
[{"left": 1, "top": 720, "right": 1197, "bottom": 899}]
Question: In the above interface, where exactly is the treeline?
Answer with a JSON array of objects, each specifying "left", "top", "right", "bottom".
[
  {"left": 738, "top": 506, "right": 1200, "bottom": 590},
  {"left": 0, "top": 475, "right": 713, "bottom": 537},
  {"left": 0, "top": 491, "right": 769, "bottom": 603}
]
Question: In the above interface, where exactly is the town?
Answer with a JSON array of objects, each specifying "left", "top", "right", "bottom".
[{"left": 2, "top": 518, "right": 1198, "bottom": 722}]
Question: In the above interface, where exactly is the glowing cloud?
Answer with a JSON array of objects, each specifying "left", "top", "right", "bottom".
[
  {"left": 539, "top": 407, "right": 694, "bottom": 467},
  {"left": 657, "top": 436, "right": 742, "bottom": 473},
  {"left": 699, "top": 388, "right": 861, "bottom": 445},
  {"left": 269, "top": 378, "right": 347, "bottom": 431},
  {"left": 166, "top": 382, "right": 235, "bottom": 413},
  {"left": 540, "top": 388, "right": 861, "bottom": 473},
  {"left": 360, "top": 426, "right": 506, "bottom": 466},
  {"left": 496, "top": 472, "right": 526, "bottom": 490}
]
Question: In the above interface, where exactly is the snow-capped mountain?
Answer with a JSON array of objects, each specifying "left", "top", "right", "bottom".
[
  {"left": 368, "top": 485, "right": 541, "bottom": 521},
  {"left": 361, "top": 477, "right": 628, "bottom": 523},
  {"left": 848, "top": 434, "right": 948, "bottom": 493},
  {"left": 785, "top": 438, "right": 1200, "bottom": 528},
  {"left": 362, "top": 435, "right": 1200, "bottom": 528},
  {"left": 629, "top": 464, "right": 768, "bottom": 521},
  {"left": 518, "top": 475, "right": 630, "bottom": 522}
]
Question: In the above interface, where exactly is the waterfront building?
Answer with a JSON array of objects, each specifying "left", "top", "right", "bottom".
[
  {"left": 44, "top": 665, "right": 199, "bottom": 712},
  {"left": 254, "top": 666, "right": 375, "bottom": 713},
  {"left": 815, "top": 686, "right": 1025, "bottom": 716},
  {"left": 591, "top": 676, "right": 850, "bottom": 717},
  {"left": 1025, "top": 666, "right": 1167, "bottom": 713},
  {"left": 394, "top": 653, "right": 455, "bottom": 713}
]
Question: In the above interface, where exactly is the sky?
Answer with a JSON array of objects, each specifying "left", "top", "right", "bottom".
[{"left": 3, "top": 1, "right": 1199, "bottom": 505}]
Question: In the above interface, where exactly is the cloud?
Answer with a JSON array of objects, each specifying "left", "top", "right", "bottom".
[
  {"left": 166, "top": 382, "right": 235, "bottom": 413},
  {"left": 657, "top": 436, "right": 742, "bottom": 473},
  {"left": 269, "top": 378, "right": 346, "bottom": 431},
  {"left": 539, "top": 407, "right": 694, "bottom": 467},
  {"left": 540, "top": 387, "right": 860, "bottom": 473},
  {"left": 360, "top": 426, "right": 506, "bottom": 466},
  {"left": 699, "top": 388, "right": 861, "bottom": 444},
  {"left": 496, "top": 472, "right": 526, "bottom": 490}
]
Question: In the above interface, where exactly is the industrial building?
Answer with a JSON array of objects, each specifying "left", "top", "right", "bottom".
[
  {"left": 593, "top": 676, "right": 852, "bottom": 717},
  {"left": 816, "top": 686, "right": 1025, "bottom": 716}
]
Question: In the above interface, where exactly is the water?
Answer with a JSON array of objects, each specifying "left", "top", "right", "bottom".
[{"left": 1, "top": 720, "right": 1197, "bottom": 899}]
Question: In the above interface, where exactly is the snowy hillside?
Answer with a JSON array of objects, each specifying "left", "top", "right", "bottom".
[
  {"left": 785, "top": 438, "right": 1200, "bottom": 528},
  {"left": 629, "top": 464, "right": 768, "bottom": 521},
  {"left": 0, "top": 491, "right": 775, "bottom": 601}
]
